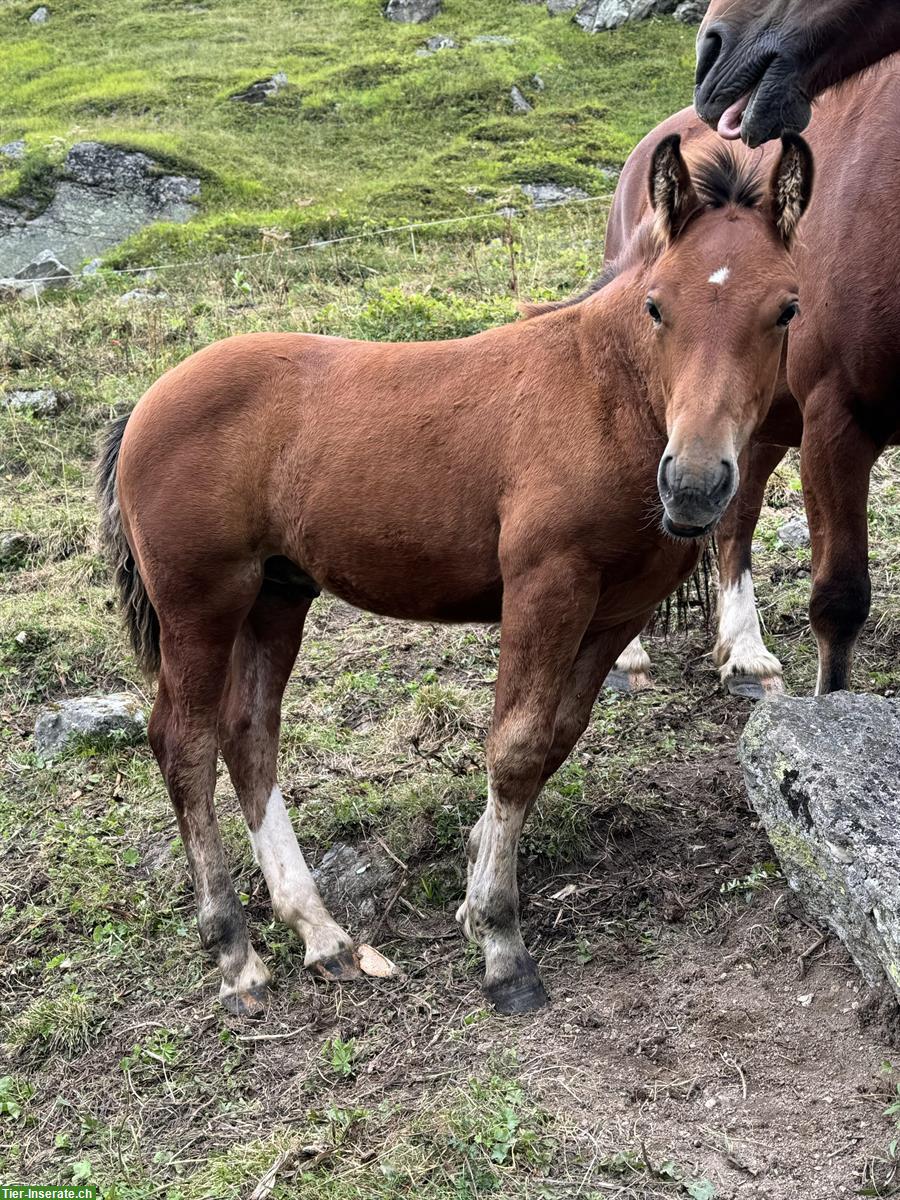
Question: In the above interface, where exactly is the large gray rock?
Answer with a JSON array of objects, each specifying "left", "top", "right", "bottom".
[
  {"left": 35, "top": 694, "right": 146, "bottom": 758},
  {"left": 0, "top": 142, "right": 199, "bottom": 279},
  {"left": 385, "top": 0, "right": 441, "bottom": 22},
  {"left": 741, "top": 693, "right": 900, "bottom": 1004},
  {"left": 574, "top": 0, "right": 675, "bottom": 29}
]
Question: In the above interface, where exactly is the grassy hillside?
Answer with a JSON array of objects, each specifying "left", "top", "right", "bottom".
[
  {"left": 1, "top": 0, "right": 695, "bottom": 261},
  {"left": 4, "top": 3, "right": 900, "bottom": 1199}
]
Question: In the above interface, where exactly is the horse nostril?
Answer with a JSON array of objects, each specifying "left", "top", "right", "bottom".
[
  {"left": 658, "top": 453, "right": 675, "bottom": 495},
  {"left": 695, "top": 26, "right": 724, "bottom": 89},
  {"left": 714, "top": 459, "right": 734, "bottom": 502}
]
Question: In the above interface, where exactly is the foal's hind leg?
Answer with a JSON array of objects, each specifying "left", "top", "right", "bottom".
[
  {"left": 148, "top": 586, "right": 270, "bottom": 1017},
  {"left": 713, "top": 440, "right": 789, "bottom": 699},
  {"left": 219, "top": 584, "right": 357, "bottom": 984}
]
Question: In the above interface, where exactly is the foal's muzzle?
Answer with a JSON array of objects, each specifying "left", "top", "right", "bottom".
[{"left": 658, "top": 453, "right": 736, "bottom": 540}]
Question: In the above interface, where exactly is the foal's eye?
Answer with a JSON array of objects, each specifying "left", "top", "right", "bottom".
[
  {"left": 777, "top": 302, "right": 800, "bottom": 327},
  {"left": 646, "top": 299, "right": 663, "bottom": 325}
]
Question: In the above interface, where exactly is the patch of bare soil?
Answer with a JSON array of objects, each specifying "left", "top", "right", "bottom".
[{"left": 90, "top": 720, "right": 894, "bottom": 1198}]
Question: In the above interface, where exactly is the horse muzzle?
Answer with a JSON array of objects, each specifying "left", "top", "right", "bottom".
[
  {"left": 657, "top": 452, "right": 737, "bottom": 540},
  {"left": 694, "top": 24, "right": 812, "bottom": 147}
]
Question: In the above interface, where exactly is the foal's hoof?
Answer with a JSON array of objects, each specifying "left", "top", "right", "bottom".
[
  {"left": 221, "top": 983, "right": 269, "bottom": 1019},
  {"left": 604, "top": 669, "right": 651, "bottom": 695},
  {"left": 309, "top": 946, "right": 361, "bottom": 983},
  {"left": 485, "top": 968, "right": 549, "bottom": 1016},
  {"left": 725, "top": 673, "right": 784, "bottom": 701}
]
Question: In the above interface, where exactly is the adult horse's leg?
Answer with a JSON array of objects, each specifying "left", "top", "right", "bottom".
[
  {"left": 802, "top": 391, "right": 883, "bottom": 693},
  {"left": 713, "top": 440, "right": 789, "bottom": 699},
  {"left": 604, "top": 635, "right": 653, "bottom": 693},
  {"left": 458, "top": 559, "right": 599, "bottom": 1013},
  {"left": 148, "top": 574, "right": 270, "bottom": 1017},
  {"left": 218, "top": 584, "right": 357, "bottom": 983}
]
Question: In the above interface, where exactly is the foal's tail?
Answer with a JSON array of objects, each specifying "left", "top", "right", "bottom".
[{"left": 96, "top": 415, "right": 161, "bottom": 678}]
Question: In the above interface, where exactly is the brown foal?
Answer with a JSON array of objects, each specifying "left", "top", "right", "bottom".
[
  {"left": 608, "top": 62, "right": 900, "bottom": 699},
  {"left": 98, "top": 136, "right": 812, "bottom": 1016}
]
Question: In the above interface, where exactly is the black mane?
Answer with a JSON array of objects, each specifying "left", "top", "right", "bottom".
[{"left": 691, "top": 144, "right": 763, "bottom": 211}]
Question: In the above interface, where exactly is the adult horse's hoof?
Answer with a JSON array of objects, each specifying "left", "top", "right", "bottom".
[
  {"left": 221, "top": 983, "right": 269, "bottom": 1018},
  {"left": 725, "top": 673, "right": 784, "bottom": 701},
  {"left": 484, "top": 969, "right": 549, "bottom": 1015},
  {"left": 603, "top": 668, "right": 651, "bottom": 695},
  {"left": 309, "top": 945, "right": 361, "bottom": 983}
]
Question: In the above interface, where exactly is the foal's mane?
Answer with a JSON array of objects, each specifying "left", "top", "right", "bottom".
[{"left": 520, "top": 146, "right": 763, "bottom": 320}]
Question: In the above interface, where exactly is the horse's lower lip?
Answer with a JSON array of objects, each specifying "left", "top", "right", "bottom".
[{"left": 663, "top": 516, "right": 714, "bottom": 540}]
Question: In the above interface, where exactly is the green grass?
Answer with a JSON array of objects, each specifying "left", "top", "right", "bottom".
[
  {"left": 0, "top": 0, "right": 695, "bottom": 263},
  {"left": 3, "top": 2, "right": 900, "bottom": 1196}
]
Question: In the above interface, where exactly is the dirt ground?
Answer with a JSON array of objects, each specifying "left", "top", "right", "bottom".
[{"left": 13, "top": 620, "right": 900, "bottom": 1199}]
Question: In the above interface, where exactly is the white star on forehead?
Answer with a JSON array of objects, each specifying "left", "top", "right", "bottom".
[{"left": 708, "top": 266, "right": 730, "bottom": 286}]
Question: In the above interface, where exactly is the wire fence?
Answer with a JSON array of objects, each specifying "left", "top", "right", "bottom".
[{"left": 5, "top": 192, "right": 613, "bottom": 287}]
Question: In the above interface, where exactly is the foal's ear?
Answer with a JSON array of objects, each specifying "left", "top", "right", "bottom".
[
  {"left": 648, "top": 134, "right": 700, "bottom": 242},
  {"left": 770, "top": 134, "right": 814, "bottom": 246}
]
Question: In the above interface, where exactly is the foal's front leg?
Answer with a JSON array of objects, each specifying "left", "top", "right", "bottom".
[{"left": 458, "top": 555, "right": 599, "bottom": 1014}]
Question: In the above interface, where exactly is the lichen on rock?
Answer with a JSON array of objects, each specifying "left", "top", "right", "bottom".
[{"left": 740, "top": 692, "right": 900, "bottom": 1005}]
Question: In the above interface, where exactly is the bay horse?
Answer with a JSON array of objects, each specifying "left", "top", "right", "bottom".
[
  {"left": 602, "top": 60, "right": 900, "bottom": 699},
  {"left": 695, "top": 0, "right": 900, "bottom": 146},
  {"left": 98, "top": 137, "right": 811, "bottom": 1017}
]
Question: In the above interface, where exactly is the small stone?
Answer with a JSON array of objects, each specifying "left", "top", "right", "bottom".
[
  {"left": 674, "top": 0, "right": 709, "bottom": 21},
  {"left": 0, "top": 141, "right": 26, "bottom": 162},
  {"left": 532, "top": 74, "right": 545, "bottom": 90},
  {"left": 34, "top": 693, "right": 146, "bottom": 758},
  {"left": 547, "top": 0, "right": 579, "bottom": 12},
  {"left": 15, "top": 250, "right": 72, "bottom": 282},
  {"left": 28, "top": 6, "right": 49, "bottom": 22},
  {"left": 312, "top": 842, "right": 396, "bottom": 927},
  {"left": 229, "top": 72, "right": 288, "bottom": 104},
  {"left": 4, "top": 388, "right": 61, "bottom": 416},
  {"left": 0, "top": 250, "right": 74, "bottom": 299},
  {"left": 472, "top": 34, "right": 516, "bottom": 44},
  {"left": 510, "top": 86, "right": 533, "bottom": 114},
  {"left": 385, "top": 0, "right": 442, "bottom": 22},
  {"left": 0, "top": 531, "right": 38, "bottom": 568},
  {"left": 777, "top": 515, "right": 810, "bottom": 549},
  {"left": 496, "top": 206, "right": 519, "bottom": 218},
  {"left": 116, "top": 289, "right": 169, "bottom": 305},
  {"left": 521, "top": 182, "right": 589, "bottom": 208},
  {"left": 81, "top": 258, "right": 104, "bottom": 276},
  {"left": 416, "top": 34, "right": 457, "bottom": 54}
]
